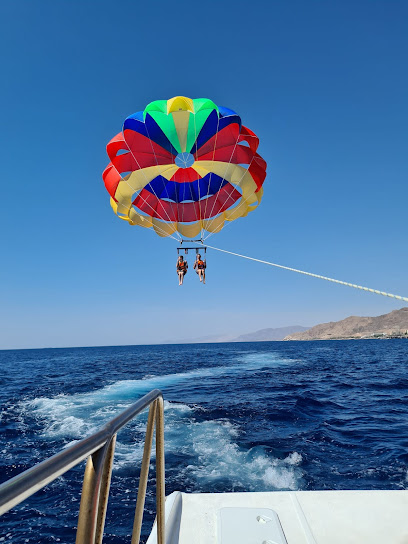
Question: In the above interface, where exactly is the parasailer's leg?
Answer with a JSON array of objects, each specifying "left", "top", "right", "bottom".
[
  {"left": 180, "top": 271, "right": 186, "bottom": 286},
  {"left": 197, "top": 269, "right": 205, "bottom": 283}
]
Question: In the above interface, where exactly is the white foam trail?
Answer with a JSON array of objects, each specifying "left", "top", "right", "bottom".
[
  {"left": 21, "top": 351, "right": 302, "bottom": 491},
  {"left": 25, "top": 351, "right": 296, "bottom": 439},
  {"left": 177, "top": 419, "right": 302, "bottom": 491},
  {"left": 112, "top": 403, "right": 302, "bottom": 491}
]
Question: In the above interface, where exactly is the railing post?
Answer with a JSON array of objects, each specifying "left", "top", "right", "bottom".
[
  {"left": 76, "top": 451, "right": 101, "bottom": 544},
  {"left": 95, "top": 436, "right": 116, "bottom": 544},
  {"left": 131, "top": 402, "right": 157, "bottom": 544},
  {"left": 76, "top": 437, "right": 115, "bottom": 544},
  {"left": 155, "top": 397, "right": 165, "bottom": 544}
]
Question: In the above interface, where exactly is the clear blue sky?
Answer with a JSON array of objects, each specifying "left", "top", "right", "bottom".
[{"left": 1, "top": 1, "right": 407, "bottom": 349}]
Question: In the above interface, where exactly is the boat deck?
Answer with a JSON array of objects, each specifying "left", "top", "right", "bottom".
[{"left": 147, "top": 489, "right": 408, "bottom": 544}]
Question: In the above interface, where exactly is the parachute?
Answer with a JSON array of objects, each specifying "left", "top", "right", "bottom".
[{"left": 103, "top": 96, "right": 267, "bottom": 239}]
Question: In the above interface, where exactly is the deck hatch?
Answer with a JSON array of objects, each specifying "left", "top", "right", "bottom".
[{"left": 218, "top": 507, "right": 288, "bottom": 544}]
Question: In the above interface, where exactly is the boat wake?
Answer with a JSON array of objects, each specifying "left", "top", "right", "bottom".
[{"left": 22, "top": 351, "right": 303, "bottom": 492}]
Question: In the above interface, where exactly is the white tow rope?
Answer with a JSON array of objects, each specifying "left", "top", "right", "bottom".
[{"left": 206, "top": 244, "right": 408, "bottom": 303}]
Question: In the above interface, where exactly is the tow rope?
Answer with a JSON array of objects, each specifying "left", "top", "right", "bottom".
[{"left": 206, "top": 245, "right": 408, "bottom": 303}]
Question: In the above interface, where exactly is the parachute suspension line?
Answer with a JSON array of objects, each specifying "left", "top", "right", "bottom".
[
  {"left": 203, "top": 159, "right": 259, "bottom": 243},
  {"left": 142, "top": 122, "right": 182, "bottom": 240},
  {"left": 193, "top": 111, "right": 204, "bottom": 240},
  {"left": 114, "top": 133, "right": 180, "bottom": 239},
  {"left": 177, "top": 110, "right": 198, "bottom": 232},
  {"left": 144, "top": 220, "right": 180, "bottom": 241},
  {"left": 189, "top": 114, "right": 197, "bottom": 230},
  {"left": 206, "top": 244, "right": 408, "bottom": 303},
  {"left": 143, "top": 126, "right": 178, "bottom": 231},
  {"left": 122, "top": 145, "right": 174, "bottom": 231},
  {"left": 112, "top": 175, "right": 179, "bottom": 240},
  {"left": 200, "top": 112, "right": 220, "bottom": 239},
  {"left": 203, "top": 130, "right": 260, "bottom": 242},
  {"left": 203, "top": 118, "right": 241, "bottom": 235},
  {"left": 105, "top": 150, "right": 180, "bottom": 241},
  {"left": 132, "top": 192, "right": 180, "bottom": 240},
  {"left": 180, "top": 115, "right": 197, "bottom": 231}
]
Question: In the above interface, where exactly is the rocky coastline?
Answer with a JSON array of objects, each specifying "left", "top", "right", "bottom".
[{"left": 284, "top": 307, "right": 408, "bottom": 341}]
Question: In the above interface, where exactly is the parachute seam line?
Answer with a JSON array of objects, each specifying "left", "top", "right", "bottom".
[
  {"left": 179, "top": 165, "right": 186, "bottom": 227},
  {"left": 142, "top": 120, "right": 182, "bottom": 239},
  {"left": 188, "top": 107, "right": 214, "bottom": 238},
  {"left": 184, "top": 105, "right": 213, "bottom": 238},
  {"left": 195, "top": 112, "right": 204, "bottom": 238},
  {"left": 203, "top": 178, "right": 249, "bottom": 242},
  {"left": 203, "top": 129, "right": 238, "bottom": 230},
  {"left": 194, "top": 109, "right": 204, "bottom": 238},
  {"left": 145, "top": 221, "right": 179, "bottom": 240},
  {"left": 170, "top": 118, "right": 187, "bottom": 238},
  {"left": 134, "top": 190, "right": 179, "bottom": 240},
  {"left": 105, "top": 152, "right": 178, "bottom": 240},
  {"left": 207, "top": 111, "right": 221, "bottom": 230},
  {"left": 122, "top": 172, "right": 179, "bottom": 240},
  {"left": 123, "top": 131, "right": 173, "bottom": 227},
  {"left": 203, "top": 150, "right": 247, "bottom": 238},
  {"left": 206, "top": 244, "right": 408, "bottom": 302},
  {"left": 200, "top": 111, "right": 221, "bottom": 237},
  {"left": 204, "top": 138, "right": 261, "bottom": 242},
  {"left": 191, "top": 111, "right": 200, "bottom": 235},
  {"left": 174, "top": 116, "right": 197, "bottom": 237},
  {"left": 203, "top": 119, "right": 241, "bottom": 234},
  {"left": 132, "top": 189, "right": 179, "bottom": 239},
  {"left": 205, "top": 182, "right": 245, "bottom": 238},
  {"left": 114, "top": 133, "right": 176, "bottom": 236},
  {"left": 204, "top": 135, "right": 260, "bottom": 240},
  {"left": 140, "top": 119, "right": 181, "bottom": 237},
  {"left": 175, "top": 112, "right": 184, "bottom": 227},
  {"left": 203, "top": 121, "right": 257, "bottom": 236},
  {"left": 179, "top": 114, "right": 191, "bottom": 229},
  {"left": 187, "top": 131, "right": 201, "bottom": 231},
  {"left": 188, "top": 175, "right": 199, "bottom": 229},
  {"left": 132, "top": 201, "right": 179, "bottom": 239}
]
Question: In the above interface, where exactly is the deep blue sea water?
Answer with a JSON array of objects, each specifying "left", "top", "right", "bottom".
[{"left": 1, "top": 340, "right": 408, "bottom": 543}]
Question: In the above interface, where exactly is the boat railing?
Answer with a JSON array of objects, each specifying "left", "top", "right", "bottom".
[{"left": 0, "top": 388, "right": 165, "bottom": 544}]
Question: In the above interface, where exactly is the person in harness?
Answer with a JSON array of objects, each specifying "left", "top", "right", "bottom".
[
  {"left": 176, "top": 255, "right": 188, "bottom": 286},
  {"left": 193, "top": 253, "right": 206, "bottom": 284}
]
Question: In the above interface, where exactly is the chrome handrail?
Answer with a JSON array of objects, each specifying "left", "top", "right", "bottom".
[{"left": 0, "top": 388, "right": 165, "bottom": 544}]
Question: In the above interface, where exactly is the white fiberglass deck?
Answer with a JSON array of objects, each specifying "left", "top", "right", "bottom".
[{"left": 147, "top": 490, "right": 408, "bottom": 544}]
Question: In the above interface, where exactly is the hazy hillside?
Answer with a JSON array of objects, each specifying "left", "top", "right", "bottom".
[
  {"left": 285, "top": 308, "right": 408, "bottom": 340},
  {"left": 163, "top": 326, "right": 309, "bottom": 344},
  {"left": 233, "top": 326, "right": 309, "bottom": 342}
]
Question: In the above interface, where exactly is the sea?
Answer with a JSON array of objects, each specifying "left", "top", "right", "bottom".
[{"left": 1, "top": 340, "right": 408, "bottom": 543}]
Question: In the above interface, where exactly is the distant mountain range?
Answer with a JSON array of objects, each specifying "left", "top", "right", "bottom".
[
  {"left": 162, "top": 326, "right": 308, "bottom": 344},
  {"left": 284, "top": 307, "right": 408, "bottom": 341},
  {"left": 233, "top": 326, "right": 309, "bottom": 342},
  {"left": 162, "top": 308, "right": 408, "bottom": 344}
]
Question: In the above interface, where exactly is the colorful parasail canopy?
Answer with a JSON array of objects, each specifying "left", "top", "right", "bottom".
[{"left": 103, "top": 96, "right": 267, "bottom": 238}]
